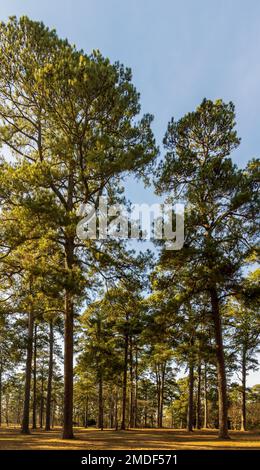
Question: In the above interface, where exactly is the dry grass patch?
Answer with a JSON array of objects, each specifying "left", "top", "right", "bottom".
[{"left": 0, "top": 426, "right": 259, "bottom": 450}]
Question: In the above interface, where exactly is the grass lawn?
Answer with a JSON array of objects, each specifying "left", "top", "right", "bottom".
[{"left": 0, "top": 426, "right": 259, "bottom": 450}]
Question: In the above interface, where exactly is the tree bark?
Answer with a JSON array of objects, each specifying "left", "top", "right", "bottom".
[
  {"left": 21, "top": 308, "right": 34, "bottom": 434},
  {"left": 241, "top": 346, "right": 247, "bottom": 431},
  {"left": 156, "top": 366, "right": 161, "bottom": 428},
  {"left": 114, "top": 386, "right": 118, "bottom": 430},
  {"left": 96, "top": 315, "right": 104, "bottom": 430},
  {"left": 196, "top": 360, "right": 202, "bottom": 429},
  {"left": 109, "top": 388, "right": 114, "bottom": 429},
  {"left": 45, "top": 320, "right": 54, "bottom": 431},
  {"left": 5, "top": 394, "right": 9, "bottom": 426},
  {"left": 144, "top": 388, "right": 148, "bottom": 428},
  {"left": 210, "top": 286, "right": 230, "bottom": 439},
  {"left": 39, "top": 365, "right": 44, "bottom": 428},
  {"left": 134, "top": 346, "right": 138, "bottom": 428},
  {"left": 98, "top": 373, "right": 104, "bottom": 430},
  {"left": 187, "top": 360, "right": 194, "bottom": 432},
  {"left": 121, "top": 325, "right": 129, "bottom": 430},
  {"left": 203, "top": 362, "right": 208, "bottom": 428},
  {"left": 32, "top": 324, "right": 37, "bottom": 429},
  {"left": 0, "top": 363, "right": 2, "bottom": 427},
  {"left": 62, "top": 235, "right": 74, "bottom": 439},
  {"left": 159, "top": 363, "right": 166, "bottom": 428},
  {"left": 129, "top": 335, "right": 135, "bottom": 428}
]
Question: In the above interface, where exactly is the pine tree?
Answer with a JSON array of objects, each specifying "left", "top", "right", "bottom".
[
  {"left": 154, "top": 99, "right": 259, "bottom": 438},
  {"left": 0, "top": 16, "right": 157, "bottom": 438}
]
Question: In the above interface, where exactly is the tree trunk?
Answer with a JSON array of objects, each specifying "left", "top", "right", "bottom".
[
  {"left": 129, "top": 335, "right": 135, "bottom": 428},
  {"left": 32, "top": 324, "right": 37, "bottom": 429},
  {"left": 134, "top": 346, "right": 138, "bottom": 428},
  {"left": 114, "top": 386, "right": 118, "bottom": 430},
  {"left": 156, "top": 367, "right": 161, "bottom": 428},
  {"left": 45, "top": 320, "right": 54, "bottom": 431},
  {"left": 121, "top": 328, "right": 129, "bottom": 430},
  {"left": 0, "top": 364, "right": 2, "bottom": 427},
  {"left": 196, "top": 360, "right": 202, "bottom": 429},
  {"left": 98, "top": 373, "right": 104, "bottom": 430},
  {"left": 96, "top": 315, "right": 104, "bottom": 430},
  {"left": 187, "top": 360, "right": 194, "bottom": 432},
  {"left": 21, "top": 308, "right": 34, "bottom": 434},
  {"left": 203, "top": 362, "right": 208, "bottom": 428},
  {"left": 144, "top": 388, "right": 148, "bottom": 428},
  {"left": 241, "top": 346, "right": 247, "bottom": 431},
  {"left": 5, "top": 394, "right": 9, "bottom": 426},
  {"left": 39, "top": 364, "right": 44, "bottom": 428},
  {"left": 159, "top": 363, "right": 166, "bottom": 428},
  {"left": 210, "top": 286, "right": 230, "bottom": 439},
  {"left": 109, "top": 388, "right": 114, "bottom": 428},
  {"left": 62, "top": 238, "right": 74, "bottom": 439}
]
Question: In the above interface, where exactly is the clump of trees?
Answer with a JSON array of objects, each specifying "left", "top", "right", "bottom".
[{"left": 0, "top": 16, "right": 259, "bottom": 441}]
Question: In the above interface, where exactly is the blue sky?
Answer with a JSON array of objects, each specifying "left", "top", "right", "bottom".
[
  {"left": 1, "top": 0, "right": 260, "bottom": 201},
  {"left": 1, "top": 1, "right": 259, "bottom": 385}
]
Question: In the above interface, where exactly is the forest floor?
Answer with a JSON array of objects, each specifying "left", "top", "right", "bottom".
[{"left": 0, "top": 426, "right": 259, "bottom": 450}]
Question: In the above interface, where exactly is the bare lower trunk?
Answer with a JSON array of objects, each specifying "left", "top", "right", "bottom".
[
  {"left": 129, "top": 336, "right": 134, "bottom": 428},
  {"left": 210, "top": 286, "right": 230, "bottom": 439},
  {"left": 114, "top": 386, "right": 118, "bottom": 431},
  {"left": 196, "top": 360, "right": 202, "bottom": 429},
  {"left": 156, "top": 367, "right": 161, "bottom": 428},
  {"left": 187, "top": 360, "right": 194, "bottom": 432},
  {"left": 21, "top": 308, "right": 34, "bottom": 434},
  {"left": 203, "top": 362, "right": 208, "bottom": 428},
  {"left": 45, "top": 320, "right": 54, "bottom": 431},
  {"left": 241, "top": 346, "right": 247, "bottom": 431},
  {"left": 98, "top": 373, "right": 104, "bottom": 430},
  {"left": 134, "top": 347, "right": 138, "bottom": 428},
  {"left": 0, "top": 364, "right": 2, "bottom": 427},
  {"left": 109, "top": 389, "right": 114, "bottom": 428},
  {"left": 144, "top": 388, "right": 148, "bottom": 428},
  {"left": 62, "top": 233, "right": 75, "bottom": 439},
  {"left": 121, "top": 329, "right": 129, "bottom": 430},
  {"left": 39, "top": 367, "right": 44, "bottom": 428},
  {"left": 62, "top": 289, "right": 74, "bottom": 439},
  {"left": 32, "top": 324, "right": 37, "bottom": 429},
  {"left": 159, "top": 364, "right": 166, "bottom": 428},
  {"left": 96, "top": 315, "right": 104, "bottom": 430},
  {"left": 5, "top": 395, "right": 9, "bottom": 426}
]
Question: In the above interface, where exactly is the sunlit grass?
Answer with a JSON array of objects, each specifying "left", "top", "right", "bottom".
[{"left": 0, "top": 426, "right": 259, "bottom": 450}]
